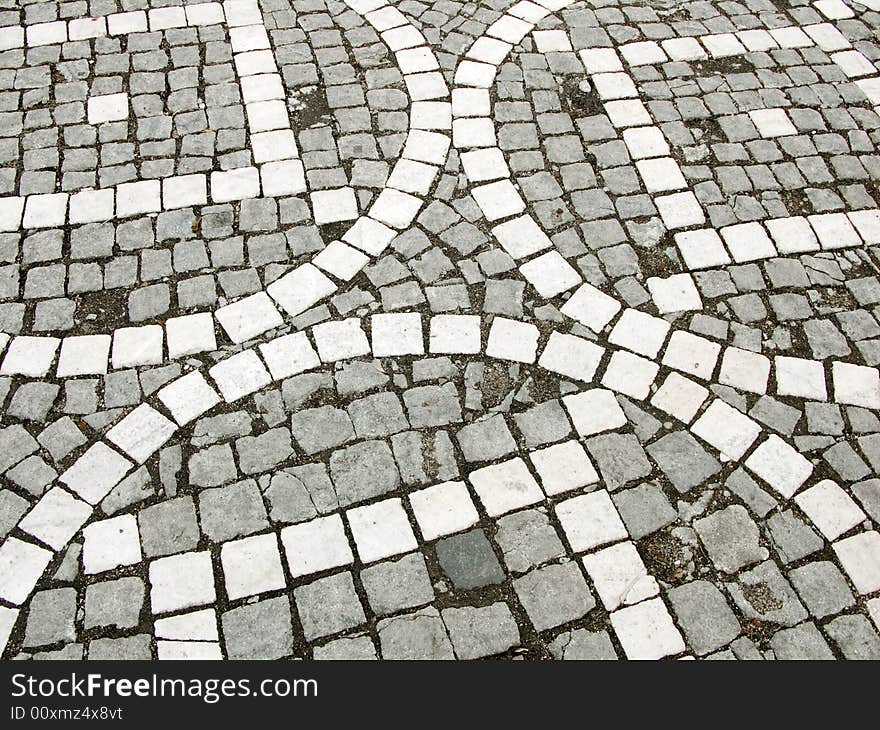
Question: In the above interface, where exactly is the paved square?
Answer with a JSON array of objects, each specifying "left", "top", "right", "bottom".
[{"left": 2, "top": 0, "right": 880, "bottom": 662}]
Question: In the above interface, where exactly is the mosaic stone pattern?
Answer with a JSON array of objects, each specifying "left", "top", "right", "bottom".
[{"left": 0, "top": 0, "right": 879, "bottom": 661}]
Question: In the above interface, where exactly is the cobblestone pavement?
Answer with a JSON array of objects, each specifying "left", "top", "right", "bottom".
[{"left": 0, "top": 0, "right": 880, "bottom": 661}]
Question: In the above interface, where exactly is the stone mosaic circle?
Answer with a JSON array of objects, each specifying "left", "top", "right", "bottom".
[{"left": 0, "top": 0, "right": 880, "bottom": 661}]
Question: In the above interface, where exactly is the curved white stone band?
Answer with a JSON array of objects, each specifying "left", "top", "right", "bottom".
[{"left": 443, "top": 0, "right": 880, "bottom": 405}]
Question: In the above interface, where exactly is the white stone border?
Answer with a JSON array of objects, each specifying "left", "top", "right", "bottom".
[{"left": 1, "top": 2, "right": 227, "bottom": 51}]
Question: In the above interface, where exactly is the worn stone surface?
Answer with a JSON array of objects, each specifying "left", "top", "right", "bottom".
[
  {"left": 5, "top": 0, "right": 880, "bottom": 664},
  {"left": 695, "top": 506, "right": 769, "bottom": 574},
  {"left": 514, "top": 562, "right": 596, "bottom": 633},
  {"left": 667, "top": 581, "right": 741, "bottom": 656},
  {"left": 221, "top": 597, "right": 294, "bottom": 661}
]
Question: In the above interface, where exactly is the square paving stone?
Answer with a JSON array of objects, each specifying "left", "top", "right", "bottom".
[
  {"left": 769, "top": 622, "right": 835, "bottom": 660},
  {"left": 694, "top": 505, "right": 769, "bottom": 574},
  {"left": 824, "top": 614, "right": 880, "bottom": 660},
  {"left": 33, "top": 644, "right": 84, "bottom": 660},
  {"left": 137, "top": 496, "right": 200, "bottom": 558},
  {"left": 335, "top": 361, "right": 389, "bottom": 396},
  {"left": 377, "top": 607, "right": 455, "bottom": 660},
  {"left": 23, "top": 588, "right": 77, "bottom": 649},
  {"left": 726, "top": 467, "right": 777, "bottom": 518},
  {"left": 198, "top": 479, "right": 268, "bottom": 543},
  {"left": 84, "top": 577, "right": 145, "bottom": 630},
  {"left": 329, "top": 440, "right": 400, "bottom": 508},
  {"left": 852, "top": 479, "right": 880, "bottom": 522},
  {"left": 312, "top": 635, "right": 378, "bottom": 660},
  {"left": 788, "top": 561, "right": 855, "bottom": 619},
  {"left": 512, "top": 399, "right": 573, "bottom": 448},
  {"left": 6, "top": 456, "right": 56, "bottom": 497},
  {"left": 513, "top": 562, "right": 596, "bottom": 633},
  {"left": 290, "top": 406, "right": 355, "bottom": 454},
  {"left": 585, "top": 433, "right": 653, "bottom": 490},
  {"left": 766, "top": 509, "right": 824, "bottom": 564},
  {"left": 88, "top": 635, "right": 152, "bottom": 660},
  {"left": 235, "top": 428, "right": 293, "bottom": 475},
  {"left": 37, "top": 417, "right": 86, "bottom": 463},
  {"left": 221, "top": 596, "right": 294, "bottom": 660},
  {"left": 435, "top": 529, "right": 505, "bottom": 590},
  {"left": 294, "top": 572, "right": 366, "bottom": 641},
  {"left": 610, "top": 598, "right": 685, "bottom": 660},
  {"left": 646, "top": 430, "right": 722, "bottom": 493},
  {"left": 188, "top": 444, "right": 238, "bottom": 488},
  {"left": 7, "top": 382, "right": 60, "bottom": 421},
  {"left": 346, "top": 392, "right": 409, "bottom": 438},
  {"left": 360, "top": 552, "right": 434, "bottom": 616},
  {"left": 611, "top": 483, "right": 676, "bottom": 539},
  {"left": 0, "top": 425, "right": 39, "bottom": 474},
  {"left": 667, "top": 580, "right": 741, "bottom": 656},
  {"left": 0, "top": 489, "right": 28, "bottom": 539},
  {"left": 548, "top": 629, "right": 618, "bottom": 660},
  {"left": 494, "top": 509, "right": 565, "bottom": 574},
  {"left": 455, "top": 414, "right": 517, "bottom": 462},
  {"left": 403, "top": 384, "right": 462, "bottom": 428},
  {"left": 441, "top": 603, "right": 521, "bottom": 659}
]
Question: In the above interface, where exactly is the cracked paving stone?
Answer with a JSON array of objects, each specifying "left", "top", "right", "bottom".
[
  {"left": 513, "top": 562, "right": 596, "bottom": 633},
  {"left": 549, "top": 629, "right": 618, "bottom": 660},
  {"left": 441, "top": 603, "right": 521, "bottom": 659},
  {"left": 694, "top": 505, "right": 769, "bottom": 574},
  {"left": 727, "top": 561, "right": 808, "bottom": 628},
  {"left": 377, "top": 608, "right": 454, "bottom": 660},
  {"left": 494, "top": 509, "right": 565, "bottom": 574}
]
